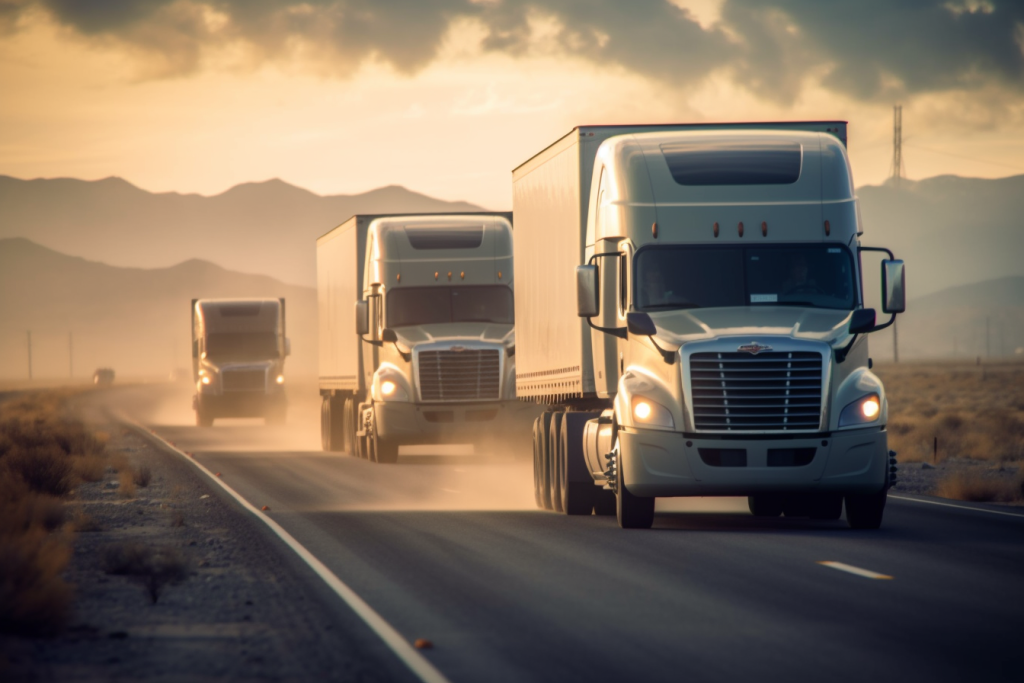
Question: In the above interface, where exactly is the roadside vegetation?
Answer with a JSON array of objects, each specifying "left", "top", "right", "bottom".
[{"left": 876, "top": 361, "right": 1024, "bottom": 504}]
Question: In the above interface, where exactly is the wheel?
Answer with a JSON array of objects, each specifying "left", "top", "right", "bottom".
[
  {"left": 195, "top": 408, "right": 213, "bottom": 428},
  {"left": 372, "top": 407, "right": 400, "bottom": 464},
  {"left": 594, "top": 489, "right": 617, "bottom": 516},
  {"left": 535, "top": 412, "right": 554, "bottom": 511},
  {"left": 532, "top": 417, "right": 545, "bottom": 509},
  {"left": 560, "top": 413, "right": 597, "bottom": 516},
  {"left": 809, "top": 494, "right": 843, "bottom": 520},
  {"left": 548, "top": 412, "right": 565, "bottom": 513},
  {"left": 782, "top": 494, "right": 811, "bottom": 518},
  {"left": 342, "top": 397, "right": 356, "bottom": 455},
  {"left": 616, "top": 441, "right": 655, "bottom": 529},
  {"left": 846, "top": 490, "right": 887, "bottom": 529},
  {"left": 748, "top": 494, "right": 783, "bottom": 517},
  {"left": 322, "top": 397, "right": 344, "bottom": 452},
  {"left": 320, "top": 397, "right": 330, "bottom": 450}
]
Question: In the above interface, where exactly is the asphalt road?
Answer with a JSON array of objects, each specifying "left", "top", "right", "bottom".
[{"left": 94, "top": 383, "right": 1024, "bottom": 683}]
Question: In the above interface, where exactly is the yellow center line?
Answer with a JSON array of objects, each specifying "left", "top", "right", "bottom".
[{"left": 818, "top": 561, "right": 893, "bottom": 580}]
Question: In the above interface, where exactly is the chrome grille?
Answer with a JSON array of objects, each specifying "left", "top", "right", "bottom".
[
  {"left": 690, "top": 351, "right": 823, "bottom": 431},
  {"left": 222, "top": 369, "right": 265, "bottom": 392},
  {"left": 418, "top": 350, "right": 500, "bottom": 401}
]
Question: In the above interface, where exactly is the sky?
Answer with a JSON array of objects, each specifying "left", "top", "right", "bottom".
[{"left": 1, "top": 0, "right": 1024, "bottom": 209}]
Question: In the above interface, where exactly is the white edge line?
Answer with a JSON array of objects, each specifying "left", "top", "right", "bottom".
[
  {"left": 890, "top": 495, "right": 1024, "bottom": 519},
  {"left": 818, "top": 561, "right": 893, "bottom": 580},
  {"left": 119, "top": 414, "right": 452, "bottom": 683}
]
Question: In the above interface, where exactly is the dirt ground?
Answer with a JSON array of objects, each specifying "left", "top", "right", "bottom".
[{"left": 0, "top": 415, "right": 413, "bottom": 683}]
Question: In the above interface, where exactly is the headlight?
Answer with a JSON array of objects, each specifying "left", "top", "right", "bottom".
[
  {"left": 381, "top": 380, "right": 396, "bottom": 396},
  {"left": 201, "top": 375, "right": 211, "bottom": 385},
  {"left": 631, "top": 395, "right": 674, "bottom": 430},
  {"left": 276, "top": 375, "right": 285, "bottom": 385},
  {"left": 839, "top": 393, "right": 881, "bottom": 427},
  {"left": 374, "top": 373, "right": 409, "bottom": 401}
]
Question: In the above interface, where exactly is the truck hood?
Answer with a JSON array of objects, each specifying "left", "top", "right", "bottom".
[
  {"left": 650, "top": 307, "right": 855, "bottom": 348},
  {"left": 390, "top": 323, "right": 513, "bottom": 347}
]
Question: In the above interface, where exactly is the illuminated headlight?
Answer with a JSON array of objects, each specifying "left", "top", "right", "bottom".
[
  {"left": 201, "top": 375, "right": 211, "bottom": 385},
  {"left": 375, "top": 374, "right": 409, "bottom": 401},
  {"left": 276, "top": 375, "right": 285, "bottom": 385},
  {"left": 839, "top": 394, "right": 881, "bottom": 427},
  {"left": 631, "top": 396, "right": 674, "bottom": 430},
  {"left": 381, "top": 380, "right": 396, "bottom": 396}
]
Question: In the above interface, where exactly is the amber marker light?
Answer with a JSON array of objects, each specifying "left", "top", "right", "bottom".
[{"left": 862, "top": 396, "right": 880, "bottom": 419}]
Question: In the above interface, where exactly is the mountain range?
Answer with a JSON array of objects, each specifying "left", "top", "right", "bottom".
[{"left": 0, "top": 175, "right": 484, "bottom": 288}]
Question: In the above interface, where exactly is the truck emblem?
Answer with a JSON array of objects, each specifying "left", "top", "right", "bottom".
[
  {"left": 449, "top": 346, "right": 466, "bottom": 352},
  {"left": 737, "top": 341, "right": 772, "bottom": 355}
]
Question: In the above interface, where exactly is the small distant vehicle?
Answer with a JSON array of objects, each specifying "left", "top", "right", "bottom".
[
  {"left": 92, "top": 368, "right": 115, "bottom": 387},
  {"left": 191, "top": 298, "right": 290, "bottom": 427}
]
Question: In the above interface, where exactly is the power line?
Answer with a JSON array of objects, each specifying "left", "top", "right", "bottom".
[{"left": 903, "top": 143, "right": 1024, "bottom": 173}]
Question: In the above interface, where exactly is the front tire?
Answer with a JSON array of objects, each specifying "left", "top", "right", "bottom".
[
  {"left": 748, "top": 494, "right": 783, "bottom": 517},
  {"left": 846, "top": 490, "right": 887, "bottom": 529},
  {"left": 616, "top": 443, "right": 655, "bottom": 529}
]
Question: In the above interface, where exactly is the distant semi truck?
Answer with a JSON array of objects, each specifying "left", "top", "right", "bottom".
[
  {"left": 191, "top": 298, "right": 290, "bottom": 427},
  {"left": 513, "top": 122, "right": 906, "bottom": 529},
  {"left": 317, "top": 213, "right": 541, "bottom": 463}
]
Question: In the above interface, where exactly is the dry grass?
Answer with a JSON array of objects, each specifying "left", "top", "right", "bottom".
[
  {"left": 0, "top": 389, "right": 111, "bottom": 635},
  {"left": 876, "top": 362, "right": 1024, "bottom": 464},
  {"left": 934, "top": 470, "right": 1024, "bottom": 503},
  {"left": 118, "top": 469, "right": 137, "bottom": 499},
  {"left": 102, "top": 542, "right": 189, "bottom": 604},
  {"left": 133, "top": 464, "right": 152, "bottom": 488}
]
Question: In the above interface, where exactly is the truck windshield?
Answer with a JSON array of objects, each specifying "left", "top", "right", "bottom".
[
  {"left": 635, "top": 245, "right": 857, "bottom": 311},
  {"left": 387, "top": 286, "right": 514, "bottom": 327},
  {"left": 205, "top": 332, "right": 279, "bottom": 361}
]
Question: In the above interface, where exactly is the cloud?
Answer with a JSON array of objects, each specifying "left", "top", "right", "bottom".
[{"left": 6, "top": 0, "right": 1024, "bottom": 103}]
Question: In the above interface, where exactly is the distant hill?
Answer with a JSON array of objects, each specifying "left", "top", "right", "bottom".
[
  {"left": 857, "top": 174, "right": 1024, "bottom": 297},
  {"left": 0, "top": 238, "right": 317, "bottom": 380},
  {"left": 870, "top": 276, "right": 1024, "bottom": 361},
  {"left": 0, "top": 175, "right": 486, "bottom": 288}
]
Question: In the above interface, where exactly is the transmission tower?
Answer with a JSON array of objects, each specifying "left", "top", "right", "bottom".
[{"left": 891, "top": 105, "right": 904, "bottom": 186}]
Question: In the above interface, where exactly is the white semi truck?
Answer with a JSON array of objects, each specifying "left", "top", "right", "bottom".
[
  {"left": 513, "top": 122, "right": 905, "bottom": 529},
  {"left": 191, "top": 298, "right": 290, "bottom": 426},
  {"left": 317, "top": 213, "right": 541, "bottom": 463}
]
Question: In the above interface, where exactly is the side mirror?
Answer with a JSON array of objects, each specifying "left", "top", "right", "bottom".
[
  {"left": 355, "top": 301, "right": 369, "bottom": 336},
  {"left": 626, "top": 312, "right": 657, "bottom": 337},
  {"left": 576, "top": 265, "right": 599, "bottom": 317},
  {"left": 381, "top": 328, "right": 398, "bottom": 343},
  {"left": 881, "top": 260, "right": 906, "bottom": 314},
  {"left": 849, "top": 308, "right": 876, "bottom": 334},
  {"left": 284, "top": 337, "right": 291, "bottom": 357}
]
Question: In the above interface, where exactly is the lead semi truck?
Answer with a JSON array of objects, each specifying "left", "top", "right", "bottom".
[
  {"left": 317, "top": 213, "right": 542, "bottom": 463},
  {"left": 191, "top": 298, "right": 290, "bottom": 426},
  {"left": 513, "top": 122, "right": 906, "bottom": 529}
]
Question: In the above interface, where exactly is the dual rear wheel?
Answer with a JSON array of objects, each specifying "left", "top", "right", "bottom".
[{"left": 532, "top": 411, "right": 617, "bottom": 519}]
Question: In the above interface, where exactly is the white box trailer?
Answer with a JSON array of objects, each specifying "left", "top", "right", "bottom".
[
  {"left": 317, "top": 212, "right": 542, "bottom": 462},
  {"left": 513, "top": 123, "right": 906, "bottom": 529}
]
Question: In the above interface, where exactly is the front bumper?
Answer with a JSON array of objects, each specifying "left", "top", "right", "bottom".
[
  {"left": 619, "top": 426, "right": 888, "bottom": 497},
  {"left": 374, "top": 400, "right": 541, "bottom": 444}
]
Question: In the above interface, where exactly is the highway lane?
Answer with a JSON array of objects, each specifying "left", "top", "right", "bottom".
[{"left": 95, "top": 383, "right": 1024, "bottom": 682}]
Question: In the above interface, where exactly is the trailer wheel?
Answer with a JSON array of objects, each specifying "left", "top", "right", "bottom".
[
  {"left": 532, "top": 418, "right": 545, "bottom": 509},
  {"left": 548, "top": 412, "right": 565, "bottom": 513},
  {"left": 616, "top": 442, "right": 655, "bottom": 529},
  {"left": 559, "top": 413, "right": 598, "bottom": 516},
  {"left": 322, "top": 396, "right": 344, "bottom": 452},
  {"left": 534, "top": 412, "right": 554, "bottom": 510},
  {"left": 845, "top": 490, "right": 887, "bottom": 529},
  {"left": 748, "top": 494, "right": 783, "bottom": 517},
  {"left": 320, "top": 397, "right": 329, "bottom": 450},
  {"left": 342, "top": 397, "right": 356, "bottom": 456}
]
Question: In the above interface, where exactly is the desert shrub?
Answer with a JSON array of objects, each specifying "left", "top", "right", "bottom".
[
  {"left": 103, "top": 543, "right": 189, "bottom": 604},
  {"left": 133, "top": 465, "right": 152, "bottom": 488},
  {"left": 3, "top": 444, "right": 75, "bottom": 497},
  {"left": 73, "top": 454, "right": 106, "bottom": 483},
  {"left": 934, "top": 471, "right": 1024, "bottom": 503},
  {"left": 118, "top": 469, "right": 136, "bottom": 499}
]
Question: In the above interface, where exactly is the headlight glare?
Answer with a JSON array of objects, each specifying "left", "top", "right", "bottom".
[
  {"left": 201, "top": 375, "right": 211, "bottom": 385},
  {"left": 276, "top": 374, "right": 285, "bottom": 385},
  {"left": 839, "top": 393, "right": 881, "bottom": 427},
  {"left": 630, "top": 395, "right": 674, "bottom": 429},
  {"left": 381, "top": 380, "right": 396, "bottom": 396}
]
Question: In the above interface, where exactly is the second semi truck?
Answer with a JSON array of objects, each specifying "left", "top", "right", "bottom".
[
  {"left": 513, "top": 122, "right": 905, "bottom": 529},
  {"left": 317, "top": 213, "right": 541, "bottom": 463}
]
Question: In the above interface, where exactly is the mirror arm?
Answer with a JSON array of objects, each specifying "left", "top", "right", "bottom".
[
  {"left": 866, "top": 311, "right": 897, "bottom": 334},
  {"left": 586, "top": 316, "right": 627, "bottom": 339},
  {"left": 392, "top": 341, "right": 411, "bottom": 362},
  {"left": 360, "top": 335, "right": 384, "bottom": 348},
  {"left": 648, "top": 335, "right": 676, "bottom": 364}
]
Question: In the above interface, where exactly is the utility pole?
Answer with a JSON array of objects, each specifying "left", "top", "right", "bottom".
[
  {"left": 27, "top": 331, "right": 32, "bottom": 380},
  {"left": 986, "top": 316, "right": 991, "bottom": 359},
  {"left": 69, "top": 332, "right": 74, "bottom": 378},
  {"left": 891, "top": 105, "right": 904, "bottom": 186}
]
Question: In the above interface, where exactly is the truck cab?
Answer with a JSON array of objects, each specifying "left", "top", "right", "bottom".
[
  {"left": 191, "top": 298, "right": 289, "bottom": 427},
  {"left": 514, "top": 124, "right": 905, "bottom": 529},
  {"left": 318, "top": 214, "right": 541, "bottom": 463}
]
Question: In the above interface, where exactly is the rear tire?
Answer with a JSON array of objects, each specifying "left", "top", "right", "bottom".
[
  {"left": 560, "top": 413, "right": 596, "bottom": 516},
  {"left": 322, "top": 396, "right": 344, "bottom": 452},
  {"left": 594, "top": 489, "right": 617, "bottom": 516},
  {"left": 748, "top": 494, "right": 783, "bottom": 517},
  {"left": 535, "top": 412, "right": 554, "bottom": 511},
  {"left": 343, "top": 397, "right": 356, "bottom": 455},
  {"left": 809, "top": 493, "right": 844, "bottom": 520},
  {"left": 846, "top": 490, "right": 887, "bottom": 529},
  {"left": 532, "top": 417, "right": 545, "bottom": 509},
  {"left": 616, "top": 444, "right": 655, "bottom": 529},
  {"left": 548, "top": 412, "right": 565, "bottom": 513}
]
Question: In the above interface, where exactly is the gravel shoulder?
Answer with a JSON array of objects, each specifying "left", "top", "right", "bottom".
[{"left": 1, "top": 413, "right": 416, "bottom": 683}]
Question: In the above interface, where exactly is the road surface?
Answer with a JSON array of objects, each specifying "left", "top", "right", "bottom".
[{"left": 92, "top": 383, "right": 1024, "bottom": 683}]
